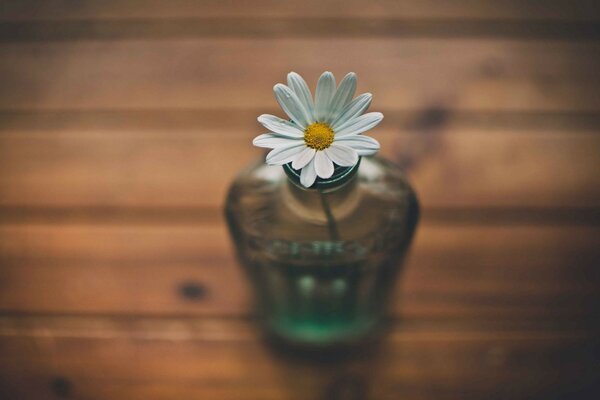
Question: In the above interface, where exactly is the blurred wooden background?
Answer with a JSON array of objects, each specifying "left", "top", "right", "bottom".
[{"left": 0, "top": 1, "right": 599, "bottom": 399}]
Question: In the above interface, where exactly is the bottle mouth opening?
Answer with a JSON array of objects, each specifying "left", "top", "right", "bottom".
[{"left": 283, "top": 158, "right": 361, "bottom": 191}]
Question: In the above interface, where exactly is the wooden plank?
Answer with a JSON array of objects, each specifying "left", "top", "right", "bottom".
[
  {"left": 1, "top": 222, "right": 598, "bottom": 318},
  {"left": 1, "top": 0, "right": 598, "bottom": 21},
  {"left": 2, "top": 19, "right": 599, "bottom": 42},
  {"left": 3, "top": 205, "right": 598, "bottom": 226},
  {"left": 0, "top": 125, "right": 599, "bottom": 209},
  {"left": 1, "top": 109, "right": 599, "bottom": 133},
  {"left": 0, "top": 316, "right": 598, "bottom": 400},
  {"left": 0, "top": 39, "right": 598, "bottom": 111}
]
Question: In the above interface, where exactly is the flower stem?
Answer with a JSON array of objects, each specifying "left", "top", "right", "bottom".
[{"left": 318, "top": 189, "right": 341, "bottom": 242}]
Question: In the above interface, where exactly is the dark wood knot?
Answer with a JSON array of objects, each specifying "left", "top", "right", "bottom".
[
  {"left": 408, "top": 106, "right": 449, "bottom": 132},
  {"left": 50, "top": 376, "right": 72, "bottom": 398},
  {"left": 178, "top": 281, "right": 207, "bottom": 300}
]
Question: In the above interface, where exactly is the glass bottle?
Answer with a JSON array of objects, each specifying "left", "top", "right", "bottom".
[{"left": 224, "top": 156, "right": 419, "bottom": 349}]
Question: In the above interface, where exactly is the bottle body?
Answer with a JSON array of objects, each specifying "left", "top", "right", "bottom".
[{"left": 225, "top": 156, "right": 419, "bottom": 348}]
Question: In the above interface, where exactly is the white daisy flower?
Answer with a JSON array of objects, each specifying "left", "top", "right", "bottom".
[{"left": 253, "top": 71, "right": 382, "bottom": 188}]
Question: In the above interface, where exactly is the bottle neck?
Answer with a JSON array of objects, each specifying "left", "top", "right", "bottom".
[{"left": 282, "top": 173, "right": 361, "bottom": 224}]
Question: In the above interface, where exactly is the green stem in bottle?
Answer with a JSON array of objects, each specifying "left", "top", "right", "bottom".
[{"left": 318, "top": 189, "right": 341, "bottom": 242}]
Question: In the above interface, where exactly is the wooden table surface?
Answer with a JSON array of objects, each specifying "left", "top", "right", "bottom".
[{"left": 1, "top": 1, "right": 599, "bottom": 399}]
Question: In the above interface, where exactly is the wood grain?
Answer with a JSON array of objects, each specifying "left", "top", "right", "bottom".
[
  {"left": 1, "top": 109, "right": 599, "bottom": 132},
  {"left": 0, "top": 39, "right": 598, "bottom": 111},
  {"left": 0, "top": 3, "right": 599, "bottom": 399},
  {"left": 1, "top": 124, "right": 598, "bottom": 209},
  {"left": 1, "top": 222, "right": 598, "bottom": 318},
  {"left": 1, "top": 0, "right": 598, "bottom": 21},
  {"left": 0, "top": 316, "right": 598, "bottom": 400},
  {"left": 2, "top": 19, "right": 599, "bottom": 42}
]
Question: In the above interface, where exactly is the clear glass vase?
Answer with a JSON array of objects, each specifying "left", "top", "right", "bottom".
[{"left": 224, "top": 156, "right": 419, "bottom": 349}]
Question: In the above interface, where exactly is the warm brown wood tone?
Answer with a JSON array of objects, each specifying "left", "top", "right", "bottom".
[
  {"left": 0, "top": 40, "right": 598, "bottom": 111},
  {"left": 1, "top": 222, "right": 598, "bottom": 318},
  {"left": 1, "top": 0, "right": 599, "bottom": 21},
  {"left": 1, "top": 125, "right": 599, "bottom": 208},
  {"left": 0, "top": 316, "right": 598, "bottom": 400},
  {"left": 3, "top": 19, "right": 599, "bottom": 42},
  {"left": 1, "top": 2, "right": 599, "bottom": 399}
]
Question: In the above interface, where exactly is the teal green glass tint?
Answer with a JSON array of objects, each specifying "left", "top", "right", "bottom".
[{"left": 225, "top": 156, "right": 419, "bottom": 348}]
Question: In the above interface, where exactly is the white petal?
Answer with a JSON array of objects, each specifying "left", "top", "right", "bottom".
[
  {"left": 257, "top": 114, "right": 304, "bottom": 138},
  {"left": 324, "top": 144, "right": 359, "bottom": 167},
  {"left": 292, "top": 147, "right": 316, "bottom": 170},
  {"left": 300, "top": 158, "right": 317, "bottom": 188},
  {"left": 326, "top": 72, "right": 357, "bottom": 123},
  {"left": 265, "top": 143, "right": 306, "bottom": 165},
  {"left": 287, "top": 72, "right": 315, "bottom": 122},
  {"left": 331, "top": 93, "right": 372, "bottom": 130},
  {"left": 274, "top": 84, "right": 312, "bottom": 128},
  {"left": 314, "top": 71, "right": 336, "bottom": 122},
  {"left": 253, "top": 133, "right": 301, "bottom": 149},
  {"left": 335, "top": 112, "right": 384, "bottom": 137},
  {"left": 335, "top": 135, "right": 380, "bottom": 156},
  {"left": 314, "top": 151, "right": 334, "bottom": 179}
]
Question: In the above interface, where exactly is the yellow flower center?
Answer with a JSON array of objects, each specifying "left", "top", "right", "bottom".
[{"left": 304, "top": 122, "right": 334, "bottom": 150}]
